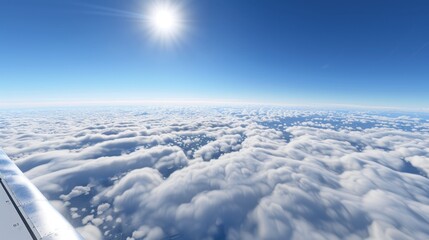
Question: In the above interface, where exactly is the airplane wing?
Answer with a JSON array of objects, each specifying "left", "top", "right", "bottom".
[{"left": 0, "top": 149, "right": 83, "bottom": 240}]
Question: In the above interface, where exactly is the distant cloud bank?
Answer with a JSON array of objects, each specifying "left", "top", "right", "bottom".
[{"left": 1, "top": 106, "right": 429, "bottom": 239}]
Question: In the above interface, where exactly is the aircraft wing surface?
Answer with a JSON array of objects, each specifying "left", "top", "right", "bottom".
[{"left": 0, "top": 149, "right": 83, "bottom": 240}]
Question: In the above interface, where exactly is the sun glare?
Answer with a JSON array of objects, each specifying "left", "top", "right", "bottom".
[{"left": 145, "top": 1, "right": 185, "bottom": 43}]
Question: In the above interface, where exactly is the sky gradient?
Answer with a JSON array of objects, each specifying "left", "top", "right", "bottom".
[{"left": 1, "top": 0, "right": 429, "bottom": 109}]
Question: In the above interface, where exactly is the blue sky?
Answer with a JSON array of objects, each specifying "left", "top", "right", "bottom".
[{"left": 1, "top": 0, "right": 429, "bottom": 108}]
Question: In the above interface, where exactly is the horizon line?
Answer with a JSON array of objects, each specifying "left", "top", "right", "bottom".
[{"left": 0, "top": 99, "right": 427, "bottom": 113}]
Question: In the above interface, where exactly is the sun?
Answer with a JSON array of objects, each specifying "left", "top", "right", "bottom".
[{"left": 145, "top": 1, "right": 185, "bottom": 43}]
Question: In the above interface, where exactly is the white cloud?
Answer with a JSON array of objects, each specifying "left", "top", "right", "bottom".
[
  {"left": 97, "top": 203, "right": 111, "bottom": 215},
  {"left": 1, "top": 106, "right": 429, "bottom": 239},
  {"left": 60, "top": 185, "right": 91, "bottom": 201},
  {"left": 76, "top": 224, "right": 103, "bottom": 240}
]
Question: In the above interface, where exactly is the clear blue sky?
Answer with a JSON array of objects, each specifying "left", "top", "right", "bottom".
[{"left": 1, "top": 0, "right": 429, "bottom": 108}]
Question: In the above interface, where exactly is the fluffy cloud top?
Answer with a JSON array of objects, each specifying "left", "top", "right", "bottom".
[{"left": 1, "top": 106, "right": 429, "bottom": 239}]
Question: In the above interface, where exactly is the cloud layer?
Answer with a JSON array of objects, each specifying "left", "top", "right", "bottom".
[{"left": 1, "top": 106, "right": 429, "bottom": 239}]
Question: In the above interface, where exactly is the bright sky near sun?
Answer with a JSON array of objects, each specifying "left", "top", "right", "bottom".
[
  {"left": 1, "top": 0, "right": 429, "bottom": 109},
  {"left": 145, "top": 1, "right": 185, "bottom": 43}
]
